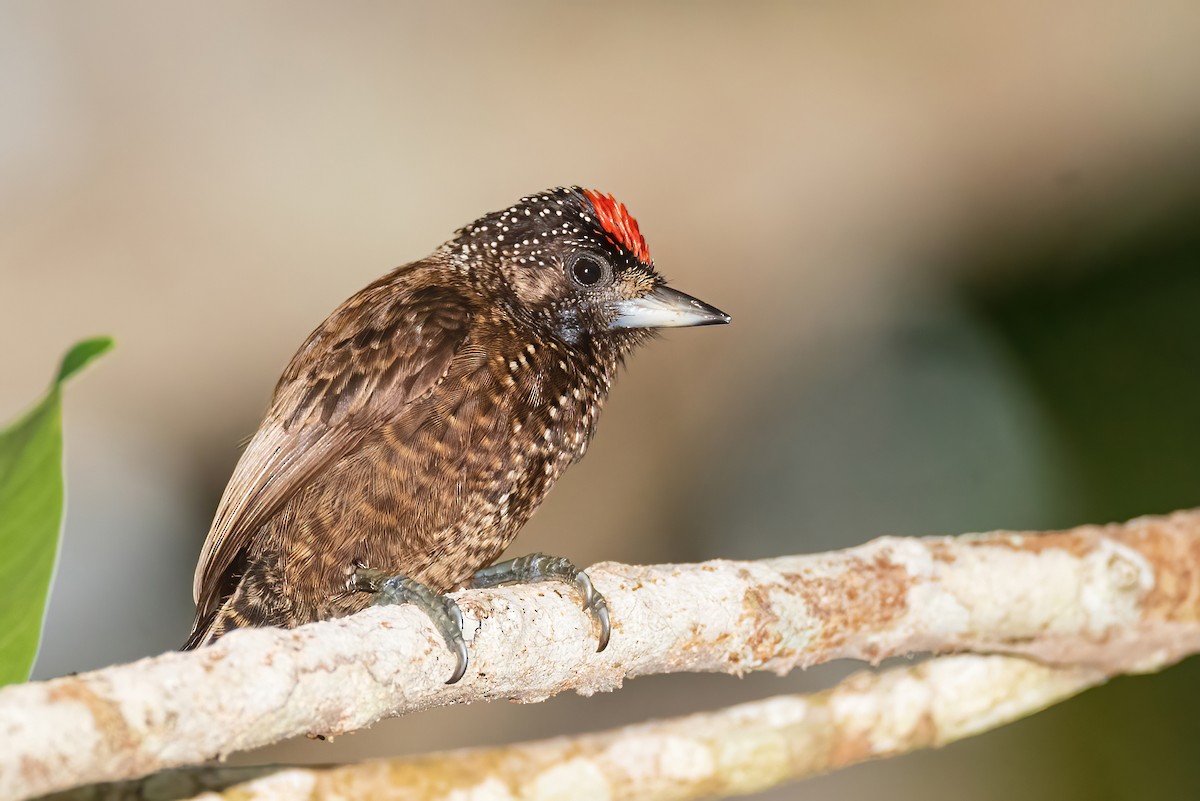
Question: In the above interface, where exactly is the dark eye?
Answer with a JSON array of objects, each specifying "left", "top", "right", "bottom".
[{"left": 571, "top": 255, "right": 607, "bottom": 287}]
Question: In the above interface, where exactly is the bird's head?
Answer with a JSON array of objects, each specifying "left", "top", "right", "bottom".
[{"left": 449, "top": 187, "right": 729, "bottom": 347}]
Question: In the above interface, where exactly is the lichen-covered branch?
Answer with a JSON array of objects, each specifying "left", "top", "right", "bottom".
[
  {"left": 4, "top": 511, "right": 1200, "bottom": 801},
  {"left": 50, "top": 654, "right": 1109, "bottom": 801}
]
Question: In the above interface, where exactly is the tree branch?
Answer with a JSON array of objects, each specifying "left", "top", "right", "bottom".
[
  {"left": 4, "top": 511, "right": 1200, "bottom": 801},
  {"left": 46, "top": 654, "right": 1109, "bottom": 801}
]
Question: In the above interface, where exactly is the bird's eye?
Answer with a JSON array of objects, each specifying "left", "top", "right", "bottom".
[{"left": 570, "top": 255, "right": 607, "bottom": 287}]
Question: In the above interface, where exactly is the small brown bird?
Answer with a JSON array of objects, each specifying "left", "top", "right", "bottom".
[{"left": 185, "top": 187, "right": 729, "bottom": 681}]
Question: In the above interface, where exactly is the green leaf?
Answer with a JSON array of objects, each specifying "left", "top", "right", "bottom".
[{"left": 0, "top": 337, "right": 113, "bottom": 685}]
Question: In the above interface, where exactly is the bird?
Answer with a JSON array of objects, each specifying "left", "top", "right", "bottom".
[{"left": 184, "top": 186, "right": 730, "bottom": 682}]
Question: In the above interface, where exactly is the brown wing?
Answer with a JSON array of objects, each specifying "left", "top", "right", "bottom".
[{"left": 191, "top": 275, "right": 474, "bottom": 618}]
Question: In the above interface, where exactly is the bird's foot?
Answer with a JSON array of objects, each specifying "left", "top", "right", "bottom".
[
  {"left": 469, "top": 553, "right": 610, "bottom": 652},
  {"left": 350, "top": 566, "right": 468, "bottom": 684}
]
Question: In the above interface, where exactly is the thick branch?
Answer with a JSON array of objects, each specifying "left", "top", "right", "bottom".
[
  {"left": 52, "top": 655, "right": 1109, "bottom": 801},
  {"left": 4, "top": 511, "right": 1200, "bottom": 800}
]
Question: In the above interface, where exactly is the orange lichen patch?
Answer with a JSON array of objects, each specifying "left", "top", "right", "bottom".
[
  {"left": 826, "top": 724, "right": 876, "bottom": 768},
  {"left": 909, "top": 708, "right": 941, "bottom": 748},
  {"left": 927, "top": 541, "right": 957, "bottom": 563},
  {"left": 201, "top": 649, "right": 227, "bottom": 673},
  {"left": 683, "top": 620, "right": 734, "bottom": 655},
  {"left": 47, "top": 680, "right": 136, "bottom": 752},
  {"left": 19, "top": 755, "right": 51, "bottom": 789},
  {"left": 1112, "top": 514, "right": 1200, "bottom": 621},
  {"left": 681, "top": 622, "right": 706, "bottom": 653},
  {"left": 778, "top": 554, "right": 911, "bottom": 656},
  {"left": 741, "top": 584, "right": 784, "bottom": 664}
]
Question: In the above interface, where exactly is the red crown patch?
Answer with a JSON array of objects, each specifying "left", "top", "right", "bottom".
[{"left": 582, "top": 189, "right": 650, "bottom": 264}]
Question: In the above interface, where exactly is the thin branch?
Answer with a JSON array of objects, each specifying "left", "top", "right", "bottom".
[
  {"left": 4, "top": 511, "right": 1200, "bottom": 801},
  {"left": 48, "top": 654, "right": 1109, "bottom": 801}
]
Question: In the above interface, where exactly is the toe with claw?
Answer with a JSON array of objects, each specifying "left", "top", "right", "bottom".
[
  {"left": 351, "top": 566, "right": 469, "bottom": 685},
  {"left": 470, "top": 553, "right": 611, "bottom": 652}
]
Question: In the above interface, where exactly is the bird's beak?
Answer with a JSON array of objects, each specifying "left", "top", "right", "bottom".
[{"left": 609, "top": 285, "right": 731, "bottom": 330}]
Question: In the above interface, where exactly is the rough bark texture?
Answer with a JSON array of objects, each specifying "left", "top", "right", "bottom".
[
  {"left": 4, "top": 511, "right": 1200, "bottom": 801},
  {"left": 46, "top": 655, "right": 1108, "bottom": 801}
]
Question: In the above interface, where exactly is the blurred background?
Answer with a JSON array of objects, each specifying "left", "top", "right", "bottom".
[{"left": 3, "top": 2, "right": 1200, "bottom": 798}]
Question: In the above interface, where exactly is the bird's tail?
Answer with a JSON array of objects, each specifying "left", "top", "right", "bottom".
[{"left": 181, "top": 595, "right": 259, "bottom": 650}]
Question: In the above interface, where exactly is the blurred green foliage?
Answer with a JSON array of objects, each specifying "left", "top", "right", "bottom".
[
  {"left": 965, "top": 217, "right": 1200, "bottom": 801},
  {"left": 0, "top": 337, "right": 112, "bottom": 685}
]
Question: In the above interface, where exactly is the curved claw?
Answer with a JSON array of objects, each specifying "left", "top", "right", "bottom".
[
  {"left": 473, "top": 552, "right": 611, "bottom": 653},
  {"left": 574, "top": 569, "right": 610, "bottom": 652},
  {"left": 443, "top": 598, "right": 469, "bottom": 685},
  {"left": 364, "top": 571, "right": 469, "bottom": 685},
  {"left": 592, "top": 597, "right": 611, "bottom": 652}
]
